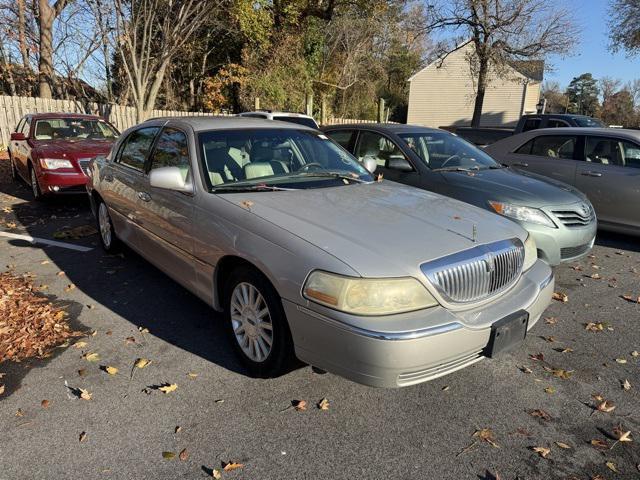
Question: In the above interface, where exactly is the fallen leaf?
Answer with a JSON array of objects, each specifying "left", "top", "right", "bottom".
[
  {"left": 41, "top": 399, "right": 50, "bottom": 408},
  {"left": 615, "top": 358, "right": 627, "bottom": 364},
  {"left": 591, "top": 439, "right": 610, "bottom": 449},
  {"left": 612, "top": 426, "right": 632, "bottom": 443},
  {"left": 544, "top": 386, "right": 555, "bottom": 394},
  {"left": 589, "top": 273, "right": 602, "bottom": 279},
  {"left": 79, "top": 431, "right": 87, "bottom": 442},
  {"left": 57, "top": 271, "right": 65, "bottom": 276},
  {"left": 572, "top": 265, "right": 583, "bottom": 271},
  {"left": 544, "top": 316, "right": 557, "bottom": 325},
  {"left": 530, "top": 409, "right": 552, "bottom": 421},
  {"left": 222, "top": 461, "right": 244, "bottom": 472},
  {"left": 212, "top": 469, "right": 222, "bottom": 479},
  {"left": 53, "top": 225, "right": 98, "bottom": 239},
  {"left": 621, "top": 294, "right": 640, "bottom": 303},
  {"left": 544, "top": 366, "right": 573, "bottom": 379},
  {"left": 0, "top": 384, "right": 4, "bottom": 395},
  {"left": 530, "top": 353, "right": 545, "bottom": 361},
  {"left": 79, "top": 388, "right": 92, "bottom": 400},
  {"left": 606, "top": 461, "right": 618, "bottom": 473},
  {"left": 519, "top": 365, "right": 533, "bottom": 374},
  {"left": 83, "top": 352, "right": 100, "bottom": 362},
  {"left": 622, "top": 379, "right": 631, "bottom": 390},
  {"left": 552, "top": 292, "right": 568, "bottom": 302},
  {"left": 554, "top": 347, "right": 574, "bottom": 354},
  {"left": 125, "top": 336, "right": 136, "bottom": 344},
  {"left": 179, "top": 448, "right": 188, "bottom": 461},
  {"left": 293, "top": 400, "right": 307, "bottom": 411},
  {"left": 78, "top": 369, "right": 86, "bottom": 377},
  {"left": 441, "top": 385, "right": 450, "bottom": 391},
  {"left": 64, "top": 284, "right": 76, "bottom": 292},
  {"left": 473, "top": 428, "right": 499, "bottom": 448},
  {"left": 543, "top": 335, "right": 556, "bottom": 343},
  {"left": 631, "top": 350, "right": 639, "bottom": 357},
  {"left": 138, "top": 326, "right": 149, "bottom": 333},
  {"left": 162, "top": 451, "right": 175, "bottom": 460},
  {"left": 531, "top": 446, "right": 551, "bottom": 458},
  {"left": 40, "top": 260, "right": 49, "bottom": 265},
  {"left": 187, "top": 372, "right": 198, "bottom": 378},
  {"left": 555, "top": 441, "right": 571, "bottom": 449},
  {"left": 86, "top": 304, "right": 95, "bottom": 310},
  {"left": 597, "top": 400, "right": 616, "bottom": 413},
  {"left": 585, "top": 322, "right": 608, "bottom": 332},
  {"left": 317, "top": 398, "right": 330, "bottom": 410},
  {"left": 73, "top": 341, "right": 87, "bottom": 349},
  {"left": 134, "top": 358, "right": 151, "bottom": 369},
  {"left": 240, "top": 200, "right": 254, "bottom": 210},
  {"left": 158, "top": 383, "right": 177, "bottom": 394},
  {"left": 15, "top": 409, "right": 24, "bottom": 417},
  {"left": 104, "top": 366, "right": 118, "bottom": 375},
  {"left": 175, "top": 426, "right": 181, "bottom": 434}
]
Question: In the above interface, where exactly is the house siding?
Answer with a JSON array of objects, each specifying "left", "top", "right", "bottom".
[{"left": 407, "top": 44, "right": 541, "bottom": 128}]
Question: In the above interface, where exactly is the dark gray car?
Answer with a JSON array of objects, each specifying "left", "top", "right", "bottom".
[
  {"left": 323, "top": 124, "right": 597, "bottom": 266},
  {"left": 485, "top": 127, "right": 640, "bottom": 236}
]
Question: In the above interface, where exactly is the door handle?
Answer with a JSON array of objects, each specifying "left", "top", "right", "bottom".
[
  {"left": 137, "top": 191, "right": 151, "bottom": 202},
  {"left": 581, "top": 171, "right": 602, "bottom": 177},
  {"left": 513, "top": 162, "right": 529, "bottom": 167}
]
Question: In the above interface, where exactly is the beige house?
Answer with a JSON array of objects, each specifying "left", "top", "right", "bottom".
[{"left": 407, "top": 43, "right": 543, "bottom": 128}]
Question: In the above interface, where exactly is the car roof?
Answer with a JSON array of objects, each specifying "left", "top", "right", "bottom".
[
  {"left": 240, "top": 111, "right": 314, "bottom": 118},
  {"left": 141, "top": 115, "right": 317, "bottom": 132},
  {"left": 27, "top": 112, "right": 102, "bottom": 120},
  {"left": 524, "top": 127, "right": 640, "bottom": 138},
  {"left": 522, "top": 114, "right": 593, "bottom": 118},
  {"left": 322, "top": 123, "right": 443, "bottom": 135}
]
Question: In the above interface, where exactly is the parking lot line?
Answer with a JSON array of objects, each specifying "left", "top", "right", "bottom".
[{"left": 0, "top": 231, "right": 93, "bottom": 252}]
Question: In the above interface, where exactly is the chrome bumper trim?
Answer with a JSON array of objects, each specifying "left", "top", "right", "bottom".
[
  {"left": 296, "top": 305, "right": 463, "bottom": 341},
  {"left": 539, "top": 269, "right": 554, "bottom": 290}
]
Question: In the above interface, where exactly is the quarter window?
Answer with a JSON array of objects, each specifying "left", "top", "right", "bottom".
[
  {"left": 355, "top": 131, "right": 406, "bottom": 167},
  {"left": 585, "top": 136, "right": 640, "bottom": 169},
  {"left": 149, "top": 128, "right": 191, "bottom": 180},
  {"left": 516, "top": 135, "right": 577, "bottom": 159},
  {"left": 326, "top": 130, "right": 355, "bottom": 150},
  {"left": 547, "top": 119, "right": 569, "bottom": 128},
  {"left": 117, "top": 127, "right": 160, "bottom": 171}
]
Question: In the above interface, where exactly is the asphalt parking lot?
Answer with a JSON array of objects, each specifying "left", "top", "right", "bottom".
[{"left": 0, "top": 159, "right": 639, "bottom": 480}]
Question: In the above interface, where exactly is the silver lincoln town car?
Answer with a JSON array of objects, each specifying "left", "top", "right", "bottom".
[{"left": 87, "top": 117, "right": 554, "bottom": 388}]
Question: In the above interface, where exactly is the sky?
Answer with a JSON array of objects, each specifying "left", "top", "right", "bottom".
[{"left": 545, "top": 0, "right": 639, "bottom": 87}]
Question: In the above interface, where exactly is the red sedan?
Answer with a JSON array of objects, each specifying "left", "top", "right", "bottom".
[{"left": 8, "top": 113, "right": 119, "bottom": 199}]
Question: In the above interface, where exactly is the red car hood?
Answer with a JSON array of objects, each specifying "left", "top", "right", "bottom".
[{"left": 32, "top": 139, "right": 114, "bottom": 159}]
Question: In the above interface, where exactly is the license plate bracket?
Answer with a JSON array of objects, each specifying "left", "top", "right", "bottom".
[{"left": 484, "top": 310, "right": 529, "bottom": 358}]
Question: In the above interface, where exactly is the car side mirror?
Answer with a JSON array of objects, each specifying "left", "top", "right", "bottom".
[
  {"left": 10, "top": 132, "right": 26, "bottom": 141},
  {"left": 361, "top": 156, "right": 378, "bottom": 174},
  {"left": 149, "top": 166, "right": 193, "bottom": 193},
  {"left": 387, "top": 155, "right": 413, "bottom": 172}
]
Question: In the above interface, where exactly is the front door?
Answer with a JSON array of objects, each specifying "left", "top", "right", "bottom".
[
  {"left": 575, "top": 136, "right": 640, "bottom": 231},
  {"left": 508, "top": 134, "right": 581, "bottom": 185},
  {"left": 135, "top": 127, "right": 195, "bottom": 287}
]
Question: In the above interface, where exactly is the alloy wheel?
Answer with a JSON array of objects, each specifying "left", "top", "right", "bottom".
[
  {"left": 30, "top": 168, "right": 40, "bottom": 198},
  {"left": 229, "top": 282, "right": 273, "bottom": 362},
  {"left": 98, "top": 202, "right": 112, "bottom": 248}
]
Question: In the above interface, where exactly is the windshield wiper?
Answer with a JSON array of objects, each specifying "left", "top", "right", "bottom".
[
  {"left": 212, "top": 184, "right": 296, "bottom": 193},
  {"left": 488, "top": 164, "right": 507, "bottom": 169},
  {"left": 432, "top": 166, "right": 480, "bottom": 172},
  {"left": 293, "top": 171, "right": 368, "bottom": 183}
]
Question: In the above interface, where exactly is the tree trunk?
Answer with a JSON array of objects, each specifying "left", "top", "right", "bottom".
[
  {"left": 471, "top": 57, "right": 489, "bottom": 128},
  {"left": 0, "top": 43, "right": 18, "bottom": 96},
  {"left": 38, "top": 0, "right": 55, "bottom": 98},
  {"left": 18, "top": 0, "right": 30, "bottom": 69}
]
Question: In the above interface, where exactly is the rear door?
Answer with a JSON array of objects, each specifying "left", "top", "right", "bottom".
[
  {"left": 575, "top": 135, "right": 640, "bottom": 230},
  {"left": 135, "top": 126, "right": 195, "bottom": 285},
  {"left": 507, "top": 134, "right": 581, "bottom": 185},
  {"left": 102, "top": 126, "right": 160, "bottom": 246},
  {"left": 12, "top": 118, "right": 31, "bottom": 178}
]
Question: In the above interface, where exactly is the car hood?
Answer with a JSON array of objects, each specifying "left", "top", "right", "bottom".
[
  {"left": 225, "top": 182, "right": 526, "bottom": 278},
  {"left": 440, "top": 167, "right": 586, "bottom": 206},
  {"left": 32, "top": 139, "right": 114, "bottom": 159}
]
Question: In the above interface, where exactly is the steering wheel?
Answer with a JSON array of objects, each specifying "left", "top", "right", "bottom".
[
  {"left": 440, "top": 155, "right": 461, "bottom": 168},
  {"left": 298, "top": 162, "right": 324, "bottom": 172}
]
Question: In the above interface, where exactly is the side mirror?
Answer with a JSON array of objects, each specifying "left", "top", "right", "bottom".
[
  {"left": 10, "top": 132, "right": 26, "bottom": 141},
  {"left": 149, "top": 166, "right": 193, "bottom": 193},
  {"left": 387, "top": 155, "right": 413, "bottom": 172},
  {"left": 362, "top": 156, "right": 378, "bottom": 174}
]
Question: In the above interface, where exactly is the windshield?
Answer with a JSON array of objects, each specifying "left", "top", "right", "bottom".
[
  {"left": 199, "top": 128, "right": 372, "bottom": 191},
  {"left": 273, "top": 116, "right": 319, "bottom": 129},
  {"left": 573, "top": 117, "right": 605, "bottom": 127},
  {"left": 398, "top": 131, "right": 501, "bottom": 170},
  {"left": 34, "top": 118, "right": 119, "bottom": 140}
]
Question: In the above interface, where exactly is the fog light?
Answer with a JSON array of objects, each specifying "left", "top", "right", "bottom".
[{"left": 51, "top": 186, "right": 60, "bottom": 192}]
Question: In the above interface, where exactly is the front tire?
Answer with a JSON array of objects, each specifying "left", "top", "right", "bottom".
[
  {"left": 224, "top": 266, "right": 294, "bottom": 377},
  {"left": 96, "top": 200, "right": 119, "bottom": 252},
  {"left": 29, "top": 164, "right": 43, "bottom": 200},
  {"left": 9, "top": 154, "right": 18, "bottom": 182}
]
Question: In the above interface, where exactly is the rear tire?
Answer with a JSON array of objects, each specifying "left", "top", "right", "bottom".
[
  {"left": 96, "top": 199, "right": 119, "bottom": 253},
  {"left": 223, "top": 266, "right": 294, "bottom": 378}
]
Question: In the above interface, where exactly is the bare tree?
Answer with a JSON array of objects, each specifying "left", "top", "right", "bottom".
[
  {"left": 425, "top": 0, "right": 578, "bottom": 127},
  {"left": 608, "top": 0, "right": 640, "bottom": 56},
  {"left": 17, "top": 0, "right": 31, "bottom": 69},
  {"left": 37, "top": 0, "right": 74, "bottom": 98},
  {"left": 114, "top": 0, "right": 219, "bottom": 121}
]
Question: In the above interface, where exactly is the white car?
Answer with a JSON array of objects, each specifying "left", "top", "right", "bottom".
[{"left": 238, "top": 111, "right": 319, "bottom": 129}]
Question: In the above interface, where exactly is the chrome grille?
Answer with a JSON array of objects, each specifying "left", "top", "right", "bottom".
[
  {"left": 78, "top": 158, "right": 93, "bottom": 176},
  {"left": 421, "top": 239, "right": 525, "bottom": 304},
  {"left": 552, "top": 202, "right": 595, "bottom": 228}
]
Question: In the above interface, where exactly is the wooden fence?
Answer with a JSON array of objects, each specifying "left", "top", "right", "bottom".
[{"left": 0, "top": 94, "right": 387, "bottom": 147}]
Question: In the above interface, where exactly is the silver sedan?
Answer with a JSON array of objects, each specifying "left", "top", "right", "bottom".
[{"left": 88, "top": 117, "right": 553, "bottom": 388}]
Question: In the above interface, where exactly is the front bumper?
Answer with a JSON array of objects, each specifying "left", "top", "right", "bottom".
[
  {"left": 38, "top": 170, "right": 89, "bottom": 195},
  {"left": 285, "top": 259, "right": 554, "bottom": 388},
  {"left": 524, "top": 218, "right": 596, "bottom": 266}
]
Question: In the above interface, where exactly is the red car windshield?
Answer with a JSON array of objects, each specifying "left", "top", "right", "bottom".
[{"left": 33, "top": 118, "right": 119, "bottom": 141}]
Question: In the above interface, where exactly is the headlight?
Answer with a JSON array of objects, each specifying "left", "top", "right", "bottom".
[
  {"left": 523, "top": 234, "right": 537, "bottom": 271},
  {"left": 489, "top": 201, "right": 556, "bottom": 228},
  {"left": 41, "top": 158, "right": 73, "bottom": 169},
  {"left": 303, "top": 271, "right": 438, "bottom": 315}
]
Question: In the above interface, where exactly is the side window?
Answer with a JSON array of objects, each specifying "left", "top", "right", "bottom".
[
  {"left": 15, "top": 118, "right": 25, "bottom": 133},
  {"left": 530, "top": 135, "right": 577, "bottom": 159},
  {"left": 355, "top": 131, "right": 406, "bottom": 167},
  {"left": 326, "top": 130, "right": 355, "bottom": 151},
  {"left": 515, "top": 138, "right": 534, "bottom": 155},
  {"left": 522, "top": 118, "right": 541, "bottom": 132},
  {"left": 548, "top": 119, "right": 569, "bottom": 128},
  {"left": 149, "top": 128, "right": 190, "bottom": 181},
  {"left": 586, "top": 137, "right": 640, "bottom": 168},
  {"left": 117, "top": 127, "right": 160, "bottom": 171},
  {"left": 21, "top": 118, "right": 31, "bottom": 136}
]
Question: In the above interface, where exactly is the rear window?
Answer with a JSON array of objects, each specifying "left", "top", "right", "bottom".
[
  {"left": 273, "top": 116, "right": 319, "bottom": 129},
  {"left": 521, "top": 118, "right": 541, "bottom": 132},
  {"left": 572, "top": 117, "right": 605, "bottom": 127}
]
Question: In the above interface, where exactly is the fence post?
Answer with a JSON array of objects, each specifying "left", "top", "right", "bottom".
[
  {"left": 320, "top": 95, "right": 328, "bottom": 126},
  {"left": 254, "top": 97, "right": 260, "bottom": 110},
  {"left": 305, "top": 93, "right": 313, "bottom": 117},
  {"left": 377, "top": 97, "right": 385, "bottom": 123}
]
